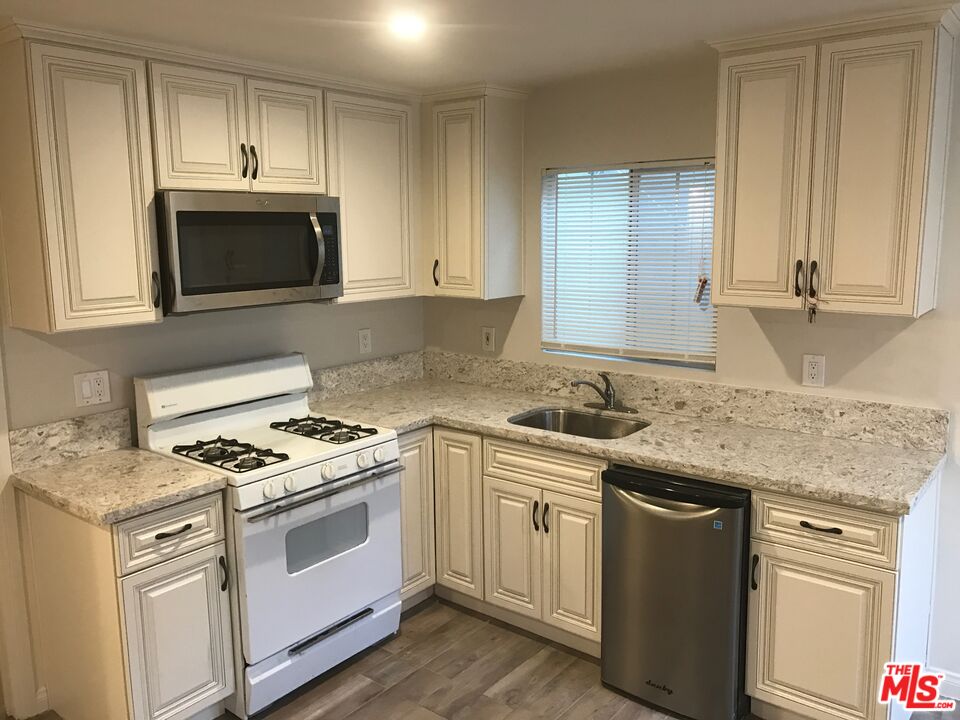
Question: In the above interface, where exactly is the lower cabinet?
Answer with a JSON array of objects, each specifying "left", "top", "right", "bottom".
[
  {"left": 398, "top": 428, "right": 436, "bottom": 599},
  {"left": 121, "top": 544, "right": 235, "bottom": 720},
  {"left": 483, "top": 477, "right": 542, "bottom": 618}
]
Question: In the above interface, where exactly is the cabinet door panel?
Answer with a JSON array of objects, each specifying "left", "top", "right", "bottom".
[
  {"left": 248, "top": 79, "right": 325, "bottom": 192},
  {"left": 399, "top": 429, "right": 436, "bottom": 599},
  {"left": 713, "top": 47, "right": 816, "bottom": 308},
  {"left": 434, "top": 99, "right": 483, "bottom": 297},
  {"left": 541, "top": 492, "right": 601, "bottom": 640},
  {"left": 150, "top": 63, "right": 249, "bottom": 189},
  {"left": 121, "top": 544, "right": 234, "bottom": 720},
  {"left": 326, "top": 93, "right": 413, "bottom": 300},
  {"left": 809, "top": 31, "right": 933, "bottom": 313},
  {"left": 31, "top": 45, "right": 161, "bottom": 329},
  {"left": 434, "top": 429, "right": 483, "bottom": 598},
  {"left": 483, "top": 477, "right": 541, "bottom": 618},
  {"left": 747, "top": 541, "right": 895, "bottom": 720}
]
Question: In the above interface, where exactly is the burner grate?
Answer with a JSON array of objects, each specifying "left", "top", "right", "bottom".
[
  {"left": 270, "top": 416, "right": 378, "bottom": 445},
  {"left": 172, "top": 436, "right": 289, "bottom": 473}
]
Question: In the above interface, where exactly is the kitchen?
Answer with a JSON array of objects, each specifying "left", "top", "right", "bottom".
[{"left": 0, "top": 1, "right": 957, "bottom": 720}]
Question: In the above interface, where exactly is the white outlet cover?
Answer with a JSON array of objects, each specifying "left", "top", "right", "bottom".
[
  {"left": 358, "top": 328, "right": 372, "bottom": 354},
  {"left": 74, "top": 370, "right": 111, "bottom": 407},
  {"left": 481, "top": 326, "right": 496, "bottom": 352},
  {"left": 802, "top": 354, "right": 826, "bottom": 387}
]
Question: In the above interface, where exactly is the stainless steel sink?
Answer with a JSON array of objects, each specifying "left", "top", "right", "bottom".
[{"left": 507, "top": 408, "right": 649, "bottom": 439}]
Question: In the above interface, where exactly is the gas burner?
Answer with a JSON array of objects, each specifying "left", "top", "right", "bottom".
[
  {"left": 172, "top": 436, "right": 289, "bottom": 473},
  {"left": 270, "top": 416, "right": 378, "bottom": 445}
]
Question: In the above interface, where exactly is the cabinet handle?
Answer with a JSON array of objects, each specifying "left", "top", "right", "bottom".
[
  {"left": 154, "top": 522, "right": 192, "bottom": 540},
  {"left": 800, "top": 520, "right": 843, "bottom": 536},
  {"left": 794, "top": 259, "right": 804, "bottom": 298},
  {"left": 240, "top": 143, "right": 248, "bottom": 179},
  {"left": 751, "top": 554, "right": 759, "bottom": 591},
  {"left": 151, "top": 271, "right": 161, "bottom": 309},
  {"left": 218, "top": 555, "right": 228, "bottom": 591},
  {"left": 250, "top": 144, "right": 259, "bottom": 181},
  {"left": 808, "top": 260, "right": 818, "bottom": 299},
  {"left": 532, "top": 500, "right": 540, "bottom": 532},
  {"left": 433, "top": 259, "right": 440, "bottom": 287},
  {"left": 542, "top": 503, "right": 549, "bottom": 534}
]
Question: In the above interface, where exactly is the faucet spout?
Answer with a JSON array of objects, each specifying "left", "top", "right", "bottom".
[{"left": 570, "top": 372, "right": 636, "bottom": 413}]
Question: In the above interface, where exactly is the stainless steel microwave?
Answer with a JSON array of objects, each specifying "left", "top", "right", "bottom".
[{"left": 156, "top": 191, "right": 342, "bottom": 314}]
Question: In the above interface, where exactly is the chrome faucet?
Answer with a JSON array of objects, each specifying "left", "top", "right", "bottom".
[{"left": 570, "top": 372, "right": 637, "bottom": 413}]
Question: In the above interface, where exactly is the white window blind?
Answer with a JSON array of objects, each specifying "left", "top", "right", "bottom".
[{"left": 541, "top": 161, "right": 717, "bottom": 367}]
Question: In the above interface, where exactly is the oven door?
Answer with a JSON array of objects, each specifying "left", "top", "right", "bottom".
[
  {"left": 158, "top": 191, "right": 342, "bottom": 314},
  {"left": 234, "top": 464, "right": 401, "bottom": 665}
]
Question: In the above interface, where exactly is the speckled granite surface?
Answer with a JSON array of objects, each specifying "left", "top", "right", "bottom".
[
  {"left": 320, "top": 380, "right": 945, "bottom": 515},
  {"left": 9, "top": 407, "right": 132, "bottom": 472},
  {"left": 309, "top": 351, "right": 423, "bottom": 406},
  {"left": 424, "top": 351, "right": 949, "bottom": 453},
  {"left": 12, "top": 448, "right": 226, "bottom": 526}
]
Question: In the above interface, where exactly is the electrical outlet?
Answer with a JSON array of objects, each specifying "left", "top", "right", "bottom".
[
  {"left": 481, "top": 326, "right": 496, "bottom": 353},
  {"left": 74, "top": 370, "right": 111, "bottom": 407},
  {"left": 802, "top": 354, "right": 826, "bottom": 387},
  {"left": 358, "top": 328, "right": 372, "bottom": 355}
]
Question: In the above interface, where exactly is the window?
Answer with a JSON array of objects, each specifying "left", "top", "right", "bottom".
[{"left": 540, "top": 160, "right": 717, "bottom": 368}]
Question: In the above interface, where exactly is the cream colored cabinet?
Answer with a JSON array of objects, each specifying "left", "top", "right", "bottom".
[
  {"left": 398, "top": 428, "right": 436, "bottom": 600},
  {"left": 434, "top": 428, "right": 484, "bottom": 599},
  {"left": 0, "top": 42, "right": 162, "bottom": 332},
  {"left": 427, "top": 90, "right": 524, "bottom": 299},
  {"left": 121, "top": 543, "right": 235, "bottom": 720},
  {"left": 483, "top": 476, "right": 542, "bottom": 618},
  {"left": 326, "top": 92, "right": 415, "bottom": 301},
  {"left": 712, "top": 20, "right": 954, "bottom": 317},
  {"left": 151, "top": 63, "right": 326, "bottom": 193}
]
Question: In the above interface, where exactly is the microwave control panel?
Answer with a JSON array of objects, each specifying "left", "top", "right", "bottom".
[{"left": 317, "top": 212, "right": 341, "bottom": 285}]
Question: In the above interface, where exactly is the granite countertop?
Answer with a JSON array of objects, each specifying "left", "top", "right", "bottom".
[
  {"left": 321, "top": 380, "right": 945, "bottom": 515},
  {"left": 12, "top": 448, "right": 226, "bottom": 526}
]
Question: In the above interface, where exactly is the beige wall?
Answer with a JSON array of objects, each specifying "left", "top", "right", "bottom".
[{"left": 424, "top": 54, "right": 960, "bottom": 684}]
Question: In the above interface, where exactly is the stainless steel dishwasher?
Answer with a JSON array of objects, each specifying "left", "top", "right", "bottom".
[{"left": 601, "top": 464, "right": 751, "bottom": 720}]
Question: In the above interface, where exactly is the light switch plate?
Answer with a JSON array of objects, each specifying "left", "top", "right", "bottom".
[
  {"left": 481, "top": 327, "right": 496, "bottom": 353},
  {"left": 802, "top": 354, "right": 826, "bottom": 387},
  {"left": 74, "top": 370, "right": 111, "bottom": 407},
  {"left": 358, "top": 328, "right": 372, "bottom": 355}
]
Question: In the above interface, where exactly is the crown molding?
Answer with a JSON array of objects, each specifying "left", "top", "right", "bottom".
[
  {"left": 422, "top": 83, "right": 528, "bottom": 102},
  {"left": 709, "top": 4, "right": 958, "bottom": 54}
]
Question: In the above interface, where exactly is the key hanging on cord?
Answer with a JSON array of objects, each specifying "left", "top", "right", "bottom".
[
  {"left": 807, "top": 296, "right": 818, "bottom": 323},
  {"left": 694, "top": 275, "right": 708, "bottom": 304}
]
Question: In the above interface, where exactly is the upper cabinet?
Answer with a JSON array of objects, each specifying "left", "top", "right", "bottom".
[
  {"left": 712, "top": 16, "right": 956, "bottom": 318},
  {"left": 0, "top": 41, "right": 162, "bottom": 332},
  {"left": 326, "top": 92, "right": 416, "bottom": 302},
  {"left": 150, "top": 63, "right": 326, "bottom": 193},
  {"left": 426, "top": 89, "right": 525, "bottom": 299}
]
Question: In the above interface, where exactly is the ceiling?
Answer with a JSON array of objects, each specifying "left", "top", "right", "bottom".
[{"left": 0, "top": 0, "right": 946, "bottom": 91}]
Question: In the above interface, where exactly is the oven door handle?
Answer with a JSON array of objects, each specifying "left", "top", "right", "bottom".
[
  {"left": 243, "top": 462, "right": 400, "bottom": 524},
  {"left": 310, "top": 214, "right": 326, "bottom": 286}
]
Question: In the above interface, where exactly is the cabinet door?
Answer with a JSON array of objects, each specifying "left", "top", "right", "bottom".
[
  {"left": 30, "top": 44, "right": 161, "bottom": 330},
  {"left": 326, "top": 92, "right": 414, "bottom": 301},
  {"left": 713, "top": 46, "right": 817, "bottom": 308},
  {"left": 434, "top": 428, "right": 483, "bottom": 599},
  {"left": 483, "top": 477, "right": 542, "bottom": 618},
  {"left": 399, "top": 428, "right": 436, "bottom": 600},
  {"left": 434, "top": 98, "right": 483, "bottom": 298},
  {"left": 247, "top": 79, "right": 326, "bottom": 193},
  {"left": 121, "top": 543, "right": 234, "bottom": 720},
  {"left": 747, "top": 541, "right": 895, "bottom": 720},
  {"left": 808, "top": 30, "right": 934, "bottom": 315},
  {"left": 541, "top": 492, "right": 601, "bottom": 641},
  {"left": 150, "top": 63, "right": 249, "bottom": 190}
]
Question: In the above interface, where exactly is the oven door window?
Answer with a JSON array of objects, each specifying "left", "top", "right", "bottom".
[
  {"left": 285, "top": 503, "right": 369, "bottom": 575},
  {"left": 176, "top": 211, "right": 319, "bottom": 295}
]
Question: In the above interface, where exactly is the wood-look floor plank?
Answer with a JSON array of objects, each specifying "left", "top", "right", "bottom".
[
  {"left": 265, "top": 672, "right": 385, "bottom": 720},
  {"left": 342, "top": 668, "right": 453, "bottom": 720},
  {"left": 556, "top": 684, "right": 630, "bottom": 720},
  {"left": 509, "top": 656, "right": 599, "bottom": 717},
  {"left": 483, "top": 646, "right": 578, "bottom": 708}
]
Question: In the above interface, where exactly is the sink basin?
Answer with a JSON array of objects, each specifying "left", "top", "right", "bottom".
[{"left": 508, "top": 408, "right": 649, "bottom": 440}]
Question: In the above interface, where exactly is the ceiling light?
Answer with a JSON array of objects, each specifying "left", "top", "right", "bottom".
[{"left": 389, "top": 13, "right": 426, "bottom": 40}]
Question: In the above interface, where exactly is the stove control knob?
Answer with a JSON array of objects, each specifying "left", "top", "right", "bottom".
[
  {"left": 321, "top": 464, "right": 336, "bottom": 481},
  {"left": 283, "top": 475, "right": 296, "bottom": 493},
  {"left": 262, "top": 480, "right": 277, "bottom": 499},
  {"left": 356, "top": 452, "right": 370, "bottom": 469},
  {"left": 373, "top": 447, "right": 386, "bottom": 463}
]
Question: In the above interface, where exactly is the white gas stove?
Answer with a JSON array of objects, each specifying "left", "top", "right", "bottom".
[{"left": 135, "top": 354, "right": 402, "bottom": 717}]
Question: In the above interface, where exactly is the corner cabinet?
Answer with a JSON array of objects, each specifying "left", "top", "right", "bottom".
[
  {"left": 398, "top": 428, "right": 436, "bottom": 599},
  {"left": 326, "top": 92, "right": 417, "bottom": 302},
  {"left": 426, "top": 89, "right": 525, "bottom": 299},
  {"left": 0, "top": 42, "right": 162, "bottom": 332},
  {"left": 712, "top": 18, "right": 956, "bottom": 317}
]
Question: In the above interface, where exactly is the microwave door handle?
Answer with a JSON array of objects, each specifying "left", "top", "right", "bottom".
[{"left": 310, "top": 214, "right": 326, "bottom": 285}]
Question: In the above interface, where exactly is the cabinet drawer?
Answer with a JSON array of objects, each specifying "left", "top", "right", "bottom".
[
  {"left": 752, "top": 493, "right": 899, "bottom": 570},
  {"left": 114, "top": 493, "right": 224, "bottom": 576},
  {"left": 483, "top": 439, "right": 606, "bottom": 500}
]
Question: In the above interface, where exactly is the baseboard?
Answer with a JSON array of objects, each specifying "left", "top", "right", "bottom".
[
  {"left": 932, "top": 667, "right": 960, "bottom": 700},
  {"left": 400, "top": 585, "right": 435, "bottom": 614}
]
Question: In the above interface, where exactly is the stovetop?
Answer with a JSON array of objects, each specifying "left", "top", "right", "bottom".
[
  {"left": 172, "top": 436, "right": 290, "bottom": 473},
  {"left": 269, "top": 416, "right": 378, "bottom": 444}
]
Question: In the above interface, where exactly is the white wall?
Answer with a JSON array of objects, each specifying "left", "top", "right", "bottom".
[{"left": 423, "top": 53, "right": 960, "bottom": 683}]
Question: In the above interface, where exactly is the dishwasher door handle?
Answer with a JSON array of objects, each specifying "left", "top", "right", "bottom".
[{"left": 609, "top": 485, "right": 717, "bottom": 518}]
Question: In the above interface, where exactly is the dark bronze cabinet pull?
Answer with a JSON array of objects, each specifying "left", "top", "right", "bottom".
[
  {"left": 433, "top": 259, "right": 440, "bottom": 287},
  {"left": 808, "top": 260, "right": 818, "bottom": 299},
  {"left": 240, "top": 143, "right": 248, "bottom": 178},
  {"left": 542, "top": 503, "right": 550, "bottom": 534},
  {"left": 250, "top": 144, "right": 259, "bottom": 180},
  {"left": 532, "top": 500, "right": 540, "bottom": 532},
  {"left": 800, "top": 520, "right": 843, "bottom": 535},
  {"left": 151, "top": 271, "right": 161, "bottom": 309},
  {"left": 751, "top": 554, "right": 760, "bottom": 590},
  {"left": 794, "top": 259, "right": 804, "bottom": 297},
  {"left": 154, "top": 523, "right": 192, "bottom": 540},
  {"left": 218, "top": 555, "right": 228, "bottom": 591}
]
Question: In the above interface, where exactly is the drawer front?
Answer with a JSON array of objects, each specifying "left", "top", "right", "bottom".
[
  {"left": 483, "top": 439, "right": 606, "bottom": 500},
  {"left": 752, "top": 493, "right": 899, "bottom": 570},
  {"left": 115, "top": 493, "right": 224, "bottom": 576}
]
